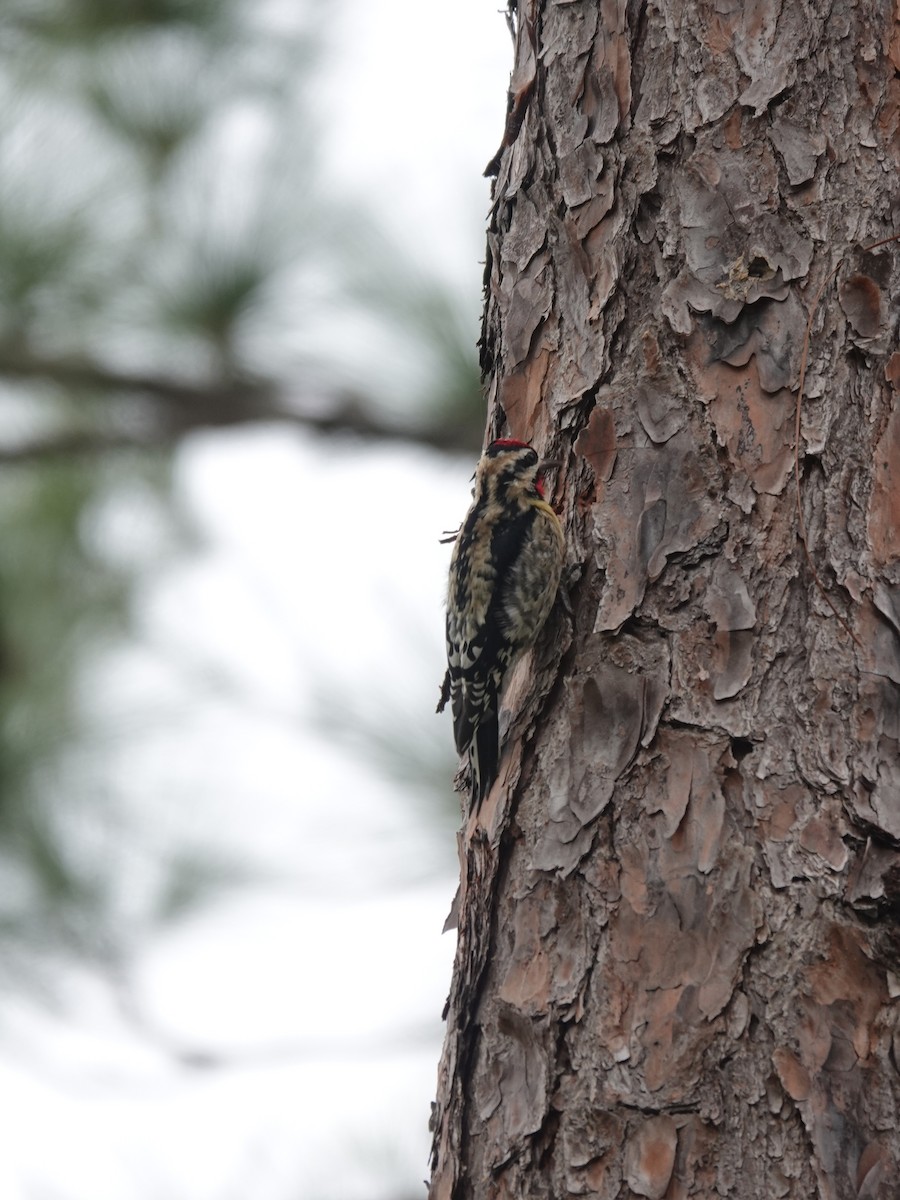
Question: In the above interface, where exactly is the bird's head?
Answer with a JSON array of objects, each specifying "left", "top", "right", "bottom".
[{"left": 480, "top": 438, "right": 558, "bottom": 500}]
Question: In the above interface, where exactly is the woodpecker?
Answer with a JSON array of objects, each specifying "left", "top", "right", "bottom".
[{"left": 438, "top": 438, "right": 565, "bottom": 808}]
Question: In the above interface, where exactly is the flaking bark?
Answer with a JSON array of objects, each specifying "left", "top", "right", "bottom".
[{"left": 430, "top": 2, "right": 900, "bottom": 1198}]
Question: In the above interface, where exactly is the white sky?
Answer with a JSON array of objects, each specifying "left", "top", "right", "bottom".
[
  {"left": 0, "top": 4, "right": 512, "bottom": 1198},
  {"left": 3, "top": 436, "right": 474, "bottom": 1200},
  {"left": 317, "top": 0, "right": 511, "bottom": 285}
]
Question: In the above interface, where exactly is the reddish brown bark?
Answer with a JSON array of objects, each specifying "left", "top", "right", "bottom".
[{"left": 430, "top": 2, "right": 900, "bottom": 1197}]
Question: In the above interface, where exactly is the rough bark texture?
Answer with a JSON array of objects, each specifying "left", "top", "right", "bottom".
[{"left": 430, "top": 2, "right": 900, "bottom": 1198}]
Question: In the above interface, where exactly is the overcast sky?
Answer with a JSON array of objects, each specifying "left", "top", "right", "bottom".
[{"left": 1, "top": 4, "right": 512, "bottom": 1199}]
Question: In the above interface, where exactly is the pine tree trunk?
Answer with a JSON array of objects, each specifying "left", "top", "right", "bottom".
[{"left": 430, "top": 2, "right": 900, "bottom": 1197}]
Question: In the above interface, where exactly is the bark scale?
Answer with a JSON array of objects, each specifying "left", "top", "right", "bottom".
[{"left": 431, "top": 2, "right": 900, "bottom": 1198}]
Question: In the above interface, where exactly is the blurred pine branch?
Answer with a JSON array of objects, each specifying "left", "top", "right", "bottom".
[{"left": 0, "top": 0, "right": 485, "bottom": 1000}]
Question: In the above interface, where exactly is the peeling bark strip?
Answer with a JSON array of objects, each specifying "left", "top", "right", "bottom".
[{"left": 430, "top": 1, "right": 900, "bottom": 1197}]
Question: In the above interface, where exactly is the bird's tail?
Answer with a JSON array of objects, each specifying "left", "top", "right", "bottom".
[{"left": 468, "top": 705, "right": 499, "bottom": 810}]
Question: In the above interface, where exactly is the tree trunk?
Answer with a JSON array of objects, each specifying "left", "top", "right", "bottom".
[{"left": 430, "top": 2, "right": 900, "bottom": 1197}]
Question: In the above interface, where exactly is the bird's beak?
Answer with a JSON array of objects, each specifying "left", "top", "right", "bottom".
[{"left": 538, "top": 458, "right": 561, "bottom": 473}]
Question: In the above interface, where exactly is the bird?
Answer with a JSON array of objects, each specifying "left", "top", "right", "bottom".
[{"left": 438, "top": 438, "right": 564, "bottom": 808}]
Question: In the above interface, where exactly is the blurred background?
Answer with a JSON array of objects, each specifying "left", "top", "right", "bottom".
[{"left": 0, "top": 2, "right": 509, "bottom": 1196}]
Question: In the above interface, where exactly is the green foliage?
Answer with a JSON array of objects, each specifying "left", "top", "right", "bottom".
[
  {"left": 6, "top": 0, "right": 233, "bottom": 42},
  {"left": 0, "top": 464, "right": 129, "bottom": 796},
  {"left": 0, "top": 0, "right": 486, "bottom": 441},
  {"left": 0, "top": 0, "right": 483, "bottom": 1002},
  {"left": 0, "top": 460, "right": 132, "bottom": 979}
]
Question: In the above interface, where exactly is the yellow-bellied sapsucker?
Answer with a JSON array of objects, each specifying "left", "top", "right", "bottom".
[{"left": 438, "top": 438, "right": 565, "bottom": 808}]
